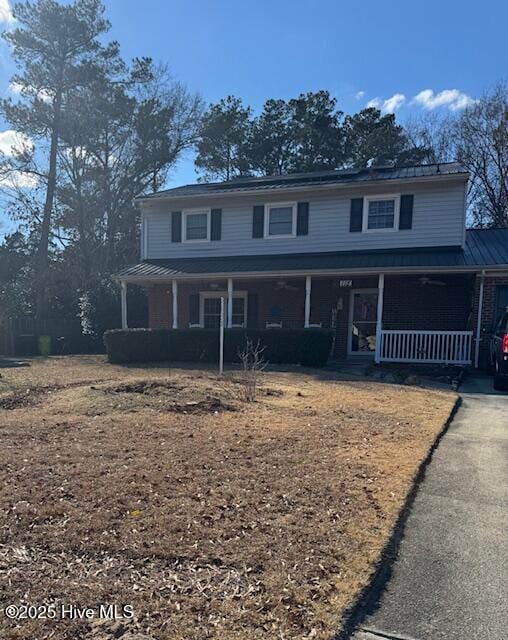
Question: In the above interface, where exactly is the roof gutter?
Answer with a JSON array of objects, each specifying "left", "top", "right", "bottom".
[{"left": 113, "top": 265, "right": 508, "bottom": 283}]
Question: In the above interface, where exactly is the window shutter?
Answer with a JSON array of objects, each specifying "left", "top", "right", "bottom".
[
  {"left": 296, "top": 202, "right": 309, "bottom": 235},
  {"left": 210, "top": 208, "right": 222, "bottom": 240},
  {"left": 252, "top": 205, "right": 264, "bottom": 238},
  {"left": 399, "top": 194, "right": 414, "bottom": 230},
  {"left": 189, "top": 294, "right": 200, "bottom": 325},
  {"left": 349, "top": 198, "right": 363, "bottom": 232},
  {"left": 247, "top": 293, "right": 258, "bottom": 328},
  {"left": 171, "top": 211, "right": 182, "bottom": 242}
]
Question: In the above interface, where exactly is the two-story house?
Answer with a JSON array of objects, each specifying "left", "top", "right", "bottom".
[{"left": 115, "top": 162, "right": 508, "bottom": 367}]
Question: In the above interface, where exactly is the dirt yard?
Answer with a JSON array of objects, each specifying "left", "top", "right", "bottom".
[{"left": 0, "top": 356, "right": 456, "bottom": 640}]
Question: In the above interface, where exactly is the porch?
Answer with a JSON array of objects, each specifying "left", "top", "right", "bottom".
[{"left": 119, "top": 272, "right": 477, "bottom": 366}]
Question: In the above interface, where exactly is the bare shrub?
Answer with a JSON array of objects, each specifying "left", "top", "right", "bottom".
[{"left": 238, "top": 338, "right": 268, "bottom": 402}]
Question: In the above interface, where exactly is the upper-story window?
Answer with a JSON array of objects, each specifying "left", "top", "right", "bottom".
[
  {"left": 363, "top": 195, "right": 400, "bottom": 232},
  {"left": 264, "top": 203, "right": 297, "bottom": 238},
  {"left": 183, "top": 209, "right": 210, "bottom": 242}
]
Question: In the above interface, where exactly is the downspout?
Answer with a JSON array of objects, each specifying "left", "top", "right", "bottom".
[{"left": 474, "top": 270, "right": 485, "bottom": 369}]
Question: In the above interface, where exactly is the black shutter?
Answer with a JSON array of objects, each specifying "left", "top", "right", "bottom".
[
  {"left": 171, "top": 211, "right": 182, "bottom": 242},
  {"left": 211, "top": 208, "right": 222, "bottom": 240},
  {"left": 399, "top": 194, "right": 414, "bottom": 230},
  {"left": 252, "top": 205, "right": 264, "bottom": 238},
  {"left": 189, "top": 294, "right": 200, "bottom": 325},
  {"left": 349, "top": 198, "right": 363, "bottom": 232},
  {"left": 296, "top": 202, "right": 309, "bottom": 235},
  {"left": 247, "top": 293, "right": 258, "bottom": 328}
]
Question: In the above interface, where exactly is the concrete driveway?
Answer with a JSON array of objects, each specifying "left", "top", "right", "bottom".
[{"left": 352, "top": 374, "right": 507, "bottom": 640}]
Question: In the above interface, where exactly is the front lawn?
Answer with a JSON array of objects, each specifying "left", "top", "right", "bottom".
[{"left": 0, "top": 356, "right": 456, "bottom": 640}]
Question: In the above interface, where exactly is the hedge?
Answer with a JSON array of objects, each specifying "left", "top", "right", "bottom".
[{"left": 104, "top": 328, "right": 334, "bottom": 367}]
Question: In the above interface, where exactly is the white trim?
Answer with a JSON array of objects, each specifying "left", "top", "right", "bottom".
[
  {"left": 120, "top": 281, "right": 128, "bottom": 329},
  {"left": 374, "top": 273, "right": 385, "bottom": 363},
  {"left": 182, "top": 208, "right": 211, "bottom": 243},
  {"left": 461, "top": 180, "right": 467, "bottom": 248},
  {"left": 474, "top": 269, "right": 485, "bottom": 368},
  {"left": 171, "top": 280, "right": 178, "bottom": 329},
  {"left": 141, "top": 214, "right": 148, "bottom": 260},
  {"left": 227, "top": 278, "right": 233, "bottom": 328},
  {"left": 379, "top": 330, "right": 473, "bottom": 365},
  {"left": 347, "top": 288, "right": 378, "bottom": 356},
  {"left": 264, "top": 202, "right": 297, "bottom": 239},
  {"left": 304, "top": 275, "right": 311, "bottom": 328},
  {"left": 199, "top": 290, "right": 248, "bottom": 328},
  {"left": 362, "top": 194, "right": 400, "bottom": 233}
]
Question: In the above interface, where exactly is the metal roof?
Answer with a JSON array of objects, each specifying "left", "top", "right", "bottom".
[
  {"left": 137, "top": 162, "right": 467, "bottom": 201},
  {"left": 115, "top": 229, "right": 508, "bottom": 280}
]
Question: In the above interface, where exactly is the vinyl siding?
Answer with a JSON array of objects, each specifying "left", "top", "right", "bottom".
[{"left": 142, "top": 179, "right": 466, "bottom": 259}]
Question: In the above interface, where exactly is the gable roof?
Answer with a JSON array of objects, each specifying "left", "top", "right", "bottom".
[
  {"left": 116, "top": 228, "right": 508, "bottom": 280},
  {"left": 137, "top": 162, "right": 467, "bottom": 202}
]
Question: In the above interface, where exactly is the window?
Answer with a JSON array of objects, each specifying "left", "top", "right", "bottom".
[
  {"left": 265, "top": 203, "right": 296, "bottom": 238},
  {"left": 363, "top": 196, "right": 400, "bottom": 231},
  {"left": 200, "top": 292, "right": 247, "bottom": 328},
  {"left": 495, "top": 286, "right": 508, "bottom": 326},
  {"left": 203, "top": 297, "right": 221, "bottom": 328},
  {"left": 231, "top": 297, "right": 246, "bottom": 326},
  {"left": 183, "top": 210, "right": 210, "bottom": 242}
]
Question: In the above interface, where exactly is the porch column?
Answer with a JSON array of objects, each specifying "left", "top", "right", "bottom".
[
  {"left": 120, "top": 281, "right": 128, "bottom": 329},
  {"left": 227, "top": 278, "right": 233, "bottom": 328},
  {"left": 171, "top": 280, "right": 178, "bottom": 329},
  {"left": 374, "top": 273, "right": 385, "bottom": 364},
  {"left": 474, "top": 270, "right": 485, "bottom": 368},
  {"left": 304, "top": 276, "right": 312, "bottom": 328}
]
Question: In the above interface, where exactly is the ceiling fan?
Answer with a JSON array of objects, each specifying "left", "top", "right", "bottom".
[
  {"left": 275, "top": 280, "right": 298, "bottom": 291},
  {"left": 419, "top": 276, "right": 447, "bottom": 286}
]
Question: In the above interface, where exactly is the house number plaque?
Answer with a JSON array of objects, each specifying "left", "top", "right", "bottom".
[{"left": 339, "top": 280, "right": 353, "bottom": 288}]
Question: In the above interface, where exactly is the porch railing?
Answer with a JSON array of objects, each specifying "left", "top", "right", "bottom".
[{"left": 378, "top": 330, "right": 474, "bottom": 365}]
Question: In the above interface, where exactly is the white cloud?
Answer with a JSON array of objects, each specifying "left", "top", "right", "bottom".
[
  {"left": 0, "top": 170, "right": 38, "bottom": 189},
  {"left": 366, "top": 97, "right": 382, "bottom": 109},
  {"left": 0, "top": 0, "right": 13, "bottom": 23},
  {"left": 9, "top": 81, "right": 53, "bottom": 103},
  {"left": 382, "top": 93, "right": 406, "bottom": 113},
  {"left": 355, "top": 90, "right": 365, "bottom": 100},
  {"left": 8, "top": 81, "right": 22, "bottom": 95},
  {"left": 0, "top": 129, "right": 34, "bottom": 156},
  {"left": 366, "top": 93, "right": 406, "bottom": 114},
  {"left": 412, "top": 89, "right": 475, "bottom": 111}
]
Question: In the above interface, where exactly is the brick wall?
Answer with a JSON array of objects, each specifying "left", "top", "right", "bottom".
[
  {"left": 148, "top": 285, "right": 171, "bottom": 328},
  {"left": 472, "top": 274, "right": 508, "bottom": 368},
  {"left": 147, "top": 273, "right": 478, "bottom": 362},
  {"left": 383, "top": 274, "right": 475, "bottom": 331},
  {"left": 150, "top": 278, "right": 324, "bottom": 331}
]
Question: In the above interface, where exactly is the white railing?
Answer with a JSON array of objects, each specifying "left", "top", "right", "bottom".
[{"left": 378, "top": 330, "right": 473, "bottom": 365}]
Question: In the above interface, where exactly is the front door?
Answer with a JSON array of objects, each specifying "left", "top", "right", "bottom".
[{"left": 348, "top": 289, "right": 378, "bottom": 355}]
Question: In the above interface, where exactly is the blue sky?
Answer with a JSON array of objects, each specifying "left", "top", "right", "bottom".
[{"left": 0, "top": 0, "right": 507, "bottom": 190}]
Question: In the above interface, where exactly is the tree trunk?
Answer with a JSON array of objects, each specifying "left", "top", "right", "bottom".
[{"left": 35, "top": 90, "right": 62, "bottom": 335}]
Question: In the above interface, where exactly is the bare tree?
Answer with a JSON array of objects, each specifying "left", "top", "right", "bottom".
[
  {"left": 404, "top": 111, "right": 456, "bottom": 164},
  {"left": 454, "top": 83, "right": 508, "bottom": 227},
  {"left": 237, "top": 339, "right": 268, "bottom": 402}
]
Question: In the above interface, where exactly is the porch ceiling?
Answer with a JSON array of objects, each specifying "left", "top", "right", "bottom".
[{"left": 115, "top": 229, "right": 508, "bottom": 281}]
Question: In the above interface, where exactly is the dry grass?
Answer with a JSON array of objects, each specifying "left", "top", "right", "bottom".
[{"left": 0, "top": 356, "right": 456, "bottom": 640}]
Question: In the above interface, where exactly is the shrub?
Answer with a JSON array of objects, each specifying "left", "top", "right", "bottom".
[
  {"left": 104, "top": 328, "right": 334, "bottom": 367},
  {"left": 104, "top": 328, "right": 169, "bottom": 364}
]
